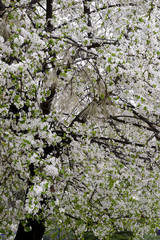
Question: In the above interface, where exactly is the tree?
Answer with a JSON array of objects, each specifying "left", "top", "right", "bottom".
[{"left": 1, "top": 0, "right": 160, "bottom": 239}]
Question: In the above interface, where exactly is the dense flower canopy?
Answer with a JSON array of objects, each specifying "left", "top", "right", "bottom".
[{"left": 1, "top": 0, "right": 160, "bottom": 239}]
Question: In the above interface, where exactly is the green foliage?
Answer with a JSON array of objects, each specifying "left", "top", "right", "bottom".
[
  {"left": 109, "top": 231, "right": 133, "bottom": 240},
  {"left": 83, "top": 231, "right": 99, "bottom": 240},
  {"left": 142, "top": 235, "right": 160, "bottom": 240},
  {"left": 43, "top": 229, "right": 75, "bottom": 240}
]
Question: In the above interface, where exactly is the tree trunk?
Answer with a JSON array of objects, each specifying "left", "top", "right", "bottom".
[
  {"left": 46, "top": 0, "right": 53, "bottom": 31},
  {"left": 14, "top": 219, "right": 45, "bottom": 240}
]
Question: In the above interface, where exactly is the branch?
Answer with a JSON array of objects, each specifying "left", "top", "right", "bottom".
[
  {"left": 65, "top": 213, "right": 98, "bottom": 224},
  {"left": 87, "top": 39, "right": 119, "bottom": 49},
  {"left": 110, "top": 115, "right": 154, "bottom": 132},
  {"left": 52, "top": 3, "right": 137, "bottom": 31},
  {"left": 29, "top": 0, "right": 41, "bottom": 7},
  {"left": 132, "top": 109, "right": 159, "bottom": 133}
]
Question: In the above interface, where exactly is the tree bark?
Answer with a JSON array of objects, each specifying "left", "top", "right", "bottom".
[
  {"left": 0, "top": 0, "right": 5, "bottom": 17},
  {"left": 15, "top": 219, "right": 45, "bottom": 240},
  {"left": 46, "top": 0, "right": 53, "bottom": 31}
]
